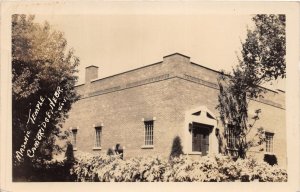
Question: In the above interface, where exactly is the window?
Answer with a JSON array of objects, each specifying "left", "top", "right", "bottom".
[
  {"left": 226, "top": 125, "right": 237, "bottom": 149},
  {"left": 265, "top": 132, "right": 274, "bottom": 153},
  {"left": 71, "top": 128, "right": 78, "bottom": 149},
  {"left": 144, "top": 121, "right": 154, "bottom": 146},
  {"left": 225, "top": 125, "right": 238, "bottom": 157},
  {"left": 94, "top": 127, "right": 102, "bottom": 148}
]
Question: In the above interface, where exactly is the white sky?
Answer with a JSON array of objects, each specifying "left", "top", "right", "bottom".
[{"left": 35, "top": 14, "right": 285, "bottom": 91}]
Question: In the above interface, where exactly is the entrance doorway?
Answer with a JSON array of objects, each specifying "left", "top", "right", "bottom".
[{"left": 192, "top": 123, "right": 212, "bottom": 155}]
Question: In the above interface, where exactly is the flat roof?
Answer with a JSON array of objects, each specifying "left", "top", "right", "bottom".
[{"left": 77, "top": 53, "right": 284, "bottom": 94}]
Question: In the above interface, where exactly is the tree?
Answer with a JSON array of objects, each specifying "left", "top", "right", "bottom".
[
  {"left": 65, "top": 142, "right": 75, "bottom": 163},
  {"left": 169, "top": 136, "right": 184, "bottom": 159},
  {"left": 12, "top": 14, "right": 80, "bottom": 177},
  {"left": 217, "top": 71, "right": 266, "bottom": 158},
  {"left": 217, "top": 14, "right": 286, "bottom": 159},
  {"left": 241, "top": 15, "right": 286, "bottom": 82}
]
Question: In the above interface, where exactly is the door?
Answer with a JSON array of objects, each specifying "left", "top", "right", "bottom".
[{"left": 192, "top": 124, "right": 210, "bottom": 155}]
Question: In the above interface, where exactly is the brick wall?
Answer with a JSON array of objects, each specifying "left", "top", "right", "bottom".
[{"left": 63, "top": 53, "right": 286, "bottom": 167}]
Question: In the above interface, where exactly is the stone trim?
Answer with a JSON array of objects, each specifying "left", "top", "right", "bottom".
[
  {"left": 183, "top": 74, "right": 219, "bottom": 89},
  {"left": 163, "top": 52, "right": 190, "bottom": 59},
  {"left": 79, "top": 73, "right": 284, "bottom": 110},
  {"left": 141, "top": 145, "right": 154, "bottom": 149},
  {"left": 87, "top": 73, "right": 170, "bottom": 97},
  {"left": 93, "top": 123, "right": 104, "bottom": 128},
  {"left": 70, "top": 126, "right": 79, "bottom": 131},
  {"left": 88, "top": 61, "right": 163, "bottom": 84},
  {"left": 186, "top": 152, "right": 202, "bottom": 155},
  {"left": 142, "top": 117, "right": 156, "bottom": 122}
]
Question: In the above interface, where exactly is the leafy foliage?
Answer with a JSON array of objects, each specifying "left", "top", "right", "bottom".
[
  {"left": 107, "top": 148, "right": 115, "bottom": 156},
  {"left": 217, "top": 14, "right": 286, "bottom": 158},
  {"left": 71, "top": 153, "right": 287, "bottom": 182},
  {"left": 12, "top": 14, "right": 80, "bottom": 171},
  {"left": 13, "top": 155, "right": 77, "bottom": 182},
  {"left": 241, "top": 15, "right": 286, "bottom": 82}
]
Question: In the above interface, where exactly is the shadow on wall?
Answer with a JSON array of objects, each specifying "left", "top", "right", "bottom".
[{"left": 169, "top": 136, "right": 184, "bottom": 159}]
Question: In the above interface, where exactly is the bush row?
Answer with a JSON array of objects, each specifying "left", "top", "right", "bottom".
[{"left": 70, "top": 152, "right": 287, "bottom": 182}]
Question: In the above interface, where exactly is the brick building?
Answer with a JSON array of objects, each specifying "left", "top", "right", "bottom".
[{"left": 63, "top": 53, "right": 286, "bottom": 168}]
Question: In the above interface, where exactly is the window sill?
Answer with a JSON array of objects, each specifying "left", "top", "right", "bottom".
[
  {"left": 226, "top": 147, "right": 238, "bottom": 151},
  {"left": 141, "top": 145, "right": 154, "bottom": 149},
  {"left": 264, "top": 152, "right": 275, "bottom": 155},
  {"left": 73, "top": 148, "right": 78, "bottom": 151},
  {"left": 187, "top": 152, "right": 202, "bottom": 155},
  {"left": 93, "top": 147, "right": 102, "bottom": 150}
]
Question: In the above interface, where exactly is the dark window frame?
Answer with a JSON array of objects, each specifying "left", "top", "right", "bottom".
[
  {"left": 265, "top": 132, "right": 274, "bottom": 153},
  {"left": 144, "top": 121, "right": 154, "bottom": 146},
  {"left": 71, "top": 128, "right": 78, "bottom": 149},
  {"left": 94, "top": 126, "right": 102, "bottom": 148}
]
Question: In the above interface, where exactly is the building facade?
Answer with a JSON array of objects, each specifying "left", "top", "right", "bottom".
[{"left": 63, "top": 53, "right": 286, "bottom": 168}]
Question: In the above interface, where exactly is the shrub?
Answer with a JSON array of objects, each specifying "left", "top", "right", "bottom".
[
  {"left": 65, "top": 143, "right": 75, "bottom": 162},
  {"left": 13, "top": 146, "right": 77, "bottom": 182},
  {"left": 15, "top": 144, "right": 76, "bottom": 182},
  {"left": 22, "top": 157, "right": 76, "bottom": 182},
  {"left": 107, "top": 148, "right": 115, "bottom": 156},
  {"left": 70, "top": 153, "right": 287, "bottom": 182},
  {"left": 263, "top": 154, "right": 278, "bottom": 166}
]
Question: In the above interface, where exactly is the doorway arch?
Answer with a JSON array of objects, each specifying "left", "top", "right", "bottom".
[{"left": 183, "top": 106, "right": 218, "bottom": 155}]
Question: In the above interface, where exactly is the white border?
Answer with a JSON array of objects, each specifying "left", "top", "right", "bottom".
[{"left": 0, "top": 1, "right": 299, "bottom": 192}]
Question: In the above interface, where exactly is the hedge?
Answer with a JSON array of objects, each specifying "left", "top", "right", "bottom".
[{"left": 70, "top": 152, "right": 287, "bottom": 182}]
